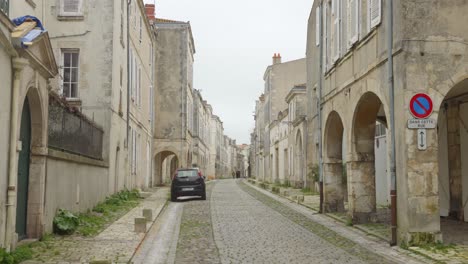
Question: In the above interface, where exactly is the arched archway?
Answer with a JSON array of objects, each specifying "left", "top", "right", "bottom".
[
  {"left": 437, "top": 79, "right": 468, "bottom": 244},
  {"left": 349, "top": 92, "right": 389, "bottom": 223},
  {"left": 323, "top": 111, "right": 346, "bottom": 212},
  {"left": 154, "top": 151, "right": 179, "bottom": 185},
  {"left": 294, "top": 130, "right": 304, "bottom": 188}
]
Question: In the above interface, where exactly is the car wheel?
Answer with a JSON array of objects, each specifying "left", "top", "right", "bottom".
[{"left": 171, "top": 193, "right": 177, "bottom": 202}]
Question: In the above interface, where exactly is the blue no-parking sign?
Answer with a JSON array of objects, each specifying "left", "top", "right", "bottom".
[{"left": 409, "top": 93, "right": 433, "bottom": 119}]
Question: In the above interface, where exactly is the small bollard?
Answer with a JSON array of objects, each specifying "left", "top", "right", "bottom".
[
  {"left": 143, "top": 208, "right": 153, "bottom": 222},
  {"left": 283, "top": 191, "right": 289, "bottom": 196},
  {"left": 297, "top": 195, "right": 305, "bottom": 203},
  {"left": 134, "top": 217, "right": 147, "bottom": 233}
]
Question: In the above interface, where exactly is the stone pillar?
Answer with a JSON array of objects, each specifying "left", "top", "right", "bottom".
[
  {"left": 347, "top": 157, "right": 376, "bottom": 223},
  {"left": 323, "top": 161, "right": 345, "bottom": 213}
]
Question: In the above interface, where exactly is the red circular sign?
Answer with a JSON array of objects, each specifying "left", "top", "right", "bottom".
[{"left": 409, "top": 93, "right": 433, "bottom": 119}]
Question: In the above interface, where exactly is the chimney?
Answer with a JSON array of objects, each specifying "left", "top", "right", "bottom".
[
  {"left": 145, "top": 4, "right": 155, "bottom": 21},
  {"left": 272, "top": 53, "right": 282, "bottom": 65}
]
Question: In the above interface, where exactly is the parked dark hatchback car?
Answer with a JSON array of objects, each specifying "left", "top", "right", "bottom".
[{"left": 171, "top": 168, "right": 206, "bottom": 201}]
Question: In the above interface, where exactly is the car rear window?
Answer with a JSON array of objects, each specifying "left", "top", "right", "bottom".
[{"left": 176, "top": 170, "right": 198, "bottom": 178}]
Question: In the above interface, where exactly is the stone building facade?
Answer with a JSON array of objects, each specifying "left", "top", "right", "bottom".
[
  {"left": 150, "top": 15, "right": 237, "bottom": 182},
  {"left": 0, "top": 4, "right": 58, "bottom": 249},
  {"left": 152, "top": 18, "right": 195, "bottom": 184},
  {"left": 306, "top": 0, "right": 468, "bottom": 244},
  {"left": 252, "top": 56, "right": 306, "bottom": 184}
]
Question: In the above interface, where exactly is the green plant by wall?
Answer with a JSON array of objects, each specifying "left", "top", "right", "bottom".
[
  {"left": 0, "top": 245, "right": 33, "bottom": 264},
  {"left": 53, "top": 209, "right": 79, "bottom": 235},
  {"left": 308, "top": 164, "right": 319, "bottom": 183}
]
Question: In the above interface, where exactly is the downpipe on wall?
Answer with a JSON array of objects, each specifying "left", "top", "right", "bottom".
[
  {"left": 318, "top": 0, "right": 324, "bottom": 214},
  {"left": 388, "top": 0, "right": 398, "bottom": 246}
]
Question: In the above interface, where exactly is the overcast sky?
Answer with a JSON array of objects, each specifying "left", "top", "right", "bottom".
[{"left": 144, "top": 0, "right": 313, "bottom": 144}]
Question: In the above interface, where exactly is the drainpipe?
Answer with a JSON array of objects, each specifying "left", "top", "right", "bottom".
[
  {"left": 126, "top": 0, "right": 131, "bottom": 188},
  {"left": 318, "top": 0, "right": 324, "bottom": 214},
  {"left": 388, "top": 0, "right": 397, "bottom": 246},
  {"left": 5, "top": 58, "right": 27, "bottom": 252}
]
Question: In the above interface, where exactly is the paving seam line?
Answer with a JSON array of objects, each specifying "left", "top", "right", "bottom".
[
  {"left": 129, "top": 194, "right": 169, "bottom": 262},
  {"left": 241, "top": 180, "right": 429, "bottom": 264},
  {"left": 207, "top": 181, "right": 222, "bottom": 261}
]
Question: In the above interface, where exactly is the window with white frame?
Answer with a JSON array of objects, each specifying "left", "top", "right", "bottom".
[
  {"left": 60, "top": 0, "right": 83, "bottom": 16},
  {"left": 61, "top": 49, "right": 79, "bottom": 98}
]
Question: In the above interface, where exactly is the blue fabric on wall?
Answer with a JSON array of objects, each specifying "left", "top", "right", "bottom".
[{"left": 12, "top": 15, "right": 44, "bottom": 30}]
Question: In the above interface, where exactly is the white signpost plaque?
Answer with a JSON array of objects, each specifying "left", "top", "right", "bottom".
[
  {"left": 408, "top": 119, "right": 436, "bottom": 129},
  {"left": 418, "top": 129, "right": 427, "bottom": 150}
]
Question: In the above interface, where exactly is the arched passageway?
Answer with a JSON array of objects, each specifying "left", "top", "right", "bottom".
[
  {"left": 437, "top": 79, "right": 468, "bottom": 244},
  {"left": 323, "top": 111, "right": 346, "bottom": 212},
  {"left": 349, "top": 92, "right": 390, "bottom": 224},
  {"left": 154, "top": 151, "right": 179, "bottom": 185}
]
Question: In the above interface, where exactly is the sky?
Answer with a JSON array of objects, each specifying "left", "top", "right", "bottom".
[{"left": 144, "top": 0, "right": 313, "bottom": 144}]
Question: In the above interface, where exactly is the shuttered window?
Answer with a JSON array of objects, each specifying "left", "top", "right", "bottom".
[
  {"left": 323, "top": 1, "right": 329, "bottom": 72},
  {"left": 369, "top": 0, "right": 381, "bottom": 29},
  {"left": 316, "top": 6, "right": 321, "bottom": 46},
  {"left": 331, "top": 0, "right": 341, "bottom": 63},
  {"left": 61, "top": 0, "right": 82, "bottom": 16},
  {"left": 347, "top": 0, "right": 359, "bottom": 48}
]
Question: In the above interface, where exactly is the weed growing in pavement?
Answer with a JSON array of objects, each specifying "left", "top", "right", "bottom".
[
  {"left": 0, "top": 245, "right": 34, "bottom": 264},
  {"left": 77, "top": 189, "right": 141, "bottom": 236},
  {"left": 301, "top": 187, "right": 318, "bottom": 195},
  {"left": 419, "top": 241, "right": 457, "bottom": 254}
]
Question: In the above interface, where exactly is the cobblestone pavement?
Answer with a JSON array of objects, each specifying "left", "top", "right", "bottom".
[
  {"left": 211, "top": 180, "right": 380, "bottom": 264},
  {"left": 23, "top": 187, "right": 169, "bottom": 264},
  {"left": 173, "top": 183, "right": 221, "bottom": 264}
]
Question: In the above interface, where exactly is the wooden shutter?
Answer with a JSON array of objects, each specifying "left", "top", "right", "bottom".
[
  {"left": 316, "top": 6, "right": 321, "bottom": 46},
  {"left": 323, "top": 2, "right": 328, "bottom": 72},
  {"left": 332, "top": 0, "right": 340, "bottom": 63},
  {"left": 347, "top": 0, "right": 359, "bottom": 48},
  {"left": 129, "top": 50, "right": 134, "bottom": 100},
  {"left": 369, "top": 0, "right": 381, "bottom": 29},
  {"left": 63, "top": 0, "right": 81, "bottom": 14}
]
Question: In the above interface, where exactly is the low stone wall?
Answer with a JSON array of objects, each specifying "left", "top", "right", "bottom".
[{"left": 43, "top": 149, "right": 109, "bottom": 233}]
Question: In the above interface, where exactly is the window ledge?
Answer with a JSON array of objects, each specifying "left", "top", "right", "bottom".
[{"left": 57, "top": 15, "right": 84, "bottom": 21}]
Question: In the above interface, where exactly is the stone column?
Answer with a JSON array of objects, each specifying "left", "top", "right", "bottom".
[
  {"left": 347, "top": 155, "right": 376, "bottom": 224},
  {"left": 5, "top": 58, "right": 28, "bottom": 251},
  {"left": 323, "top": 161, "right": 345, "bottom": 212}
]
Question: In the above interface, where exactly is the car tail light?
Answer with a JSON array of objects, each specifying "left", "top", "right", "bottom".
[{"left": 198, "top": 171, "right": 202, "bottom": 178}]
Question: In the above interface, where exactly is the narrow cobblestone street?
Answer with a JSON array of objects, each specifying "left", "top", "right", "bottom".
[{"left": 134, "top": 180, "right": 424, "bottom": 264}]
